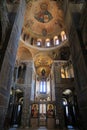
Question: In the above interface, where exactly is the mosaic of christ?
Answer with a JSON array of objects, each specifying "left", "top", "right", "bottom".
[{"left": 34, "top": 3, "right": 53, "bottom": 23}]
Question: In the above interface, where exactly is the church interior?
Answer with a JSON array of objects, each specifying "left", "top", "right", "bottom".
[{"left": 0, "top": 0, "right": 87, "bottom": 130}]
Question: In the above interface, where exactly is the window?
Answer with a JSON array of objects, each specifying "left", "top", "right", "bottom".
[
  {"left": 55, "top": 39, "right": 59, "bottom": 45},
  {"left": 40, "top": 104, "right": 46, "bottom": 114},
  {"left": 37, "top": 38, "right": 42, "bottom": 46},
  {"left": 61, "top": 65, "right": 74, "bottom": 78},
  {"left": 46, "top": 38, "right": 50, "bottom": 47},
  {"left": 37, "top": 41, "right": 41, "bottom": 46},
  {"left": 46, "top": 41, "right": 50, "bottom": 47},
  {"left": 61, "top": 31, "right": 67, "bottom": 41},
  {"left": 40, "top": 81, "right": 46, "bottom": 93},
  {"left": 54, "top": 36, "right": 60, "bottom": 45}
]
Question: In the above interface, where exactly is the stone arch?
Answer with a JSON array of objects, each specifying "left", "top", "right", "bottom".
[{"left": 16, "top": 45, "right": 33, "bottom": 61}]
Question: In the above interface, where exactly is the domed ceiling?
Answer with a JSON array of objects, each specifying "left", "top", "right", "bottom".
[
  {"left": 15, "top": 0, "right": 70, "bottom": 79},
  {"left": 23, "top": 0, "right": 65, "bottom": 38}
]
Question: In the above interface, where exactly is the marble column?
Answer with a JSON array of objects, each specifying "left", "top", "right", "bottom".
[
  {"left": 0, "top": 1, "right": 25, "bottom": 129},
  {"left": 21, "top": 61, "right": 33, "bottom": 128}
]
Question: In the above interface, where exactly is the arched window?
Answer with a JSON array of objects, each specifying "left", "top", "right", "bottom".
[
  {"left": 31, "top": 38, "right": 34, "bottom": 45},
  {"left": 23, "top": 33, "right": 26, "bottom": 41},
  {"left": 40, "top": 81, "right": 46, "bottom": 93},
  {"left": 61, "top": 31, "right": 67, "bottom": 41},
  {"left": 25, "top": 34, "right": 29, "bottom": 43},
  {"left": 37, "top": 38, "right": 42, "bottom": 46},
  {"left": 45, "top": 38, "right": 50, "bottom": 47},
  {"left": 17, "top": 64, "right": 26, "bottom": 83},
  {"left": 61, "top": 65, "right": 74, "bottom": 78},
  {"left": 54, "top": 36, "right": 59, "bottom": 45}
]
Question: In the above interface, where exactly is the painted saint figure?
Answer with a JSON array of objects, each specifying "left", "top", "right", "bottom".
[
  {"left": 47, "top": 104, "right": 54, "bottom": 117},
  {"left": 34, "top": 3, "right": 53, "bottom": 23},
  {"left": 31, "top": 104, "right": 38, "bottom": 117}
]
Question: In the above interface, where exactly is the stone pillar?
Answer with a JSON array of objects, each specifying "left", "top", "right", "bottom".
[
  {"left": 21, "top": 61, "right": 33, "bottom": 128},
  {"left": 69, "top": 23, "right": 87, "bottom": 91},
  {"left": 65, "top": 5, "right": 87, "bottom": 129},
  {"left": 54, "top": 63, "right": 65, "bottom": 128},
  {"left": 0, "top": 1, "right": 25, "bottom": 129},
  {"left": 51, "top": 65, "right": 56, "bottom": 101},
  {"left": 0, "top": 0, "right": 10, "bottom": 70},
  {"left": 31, "top": 72, "right": 35, "bottom": 101},
  {"left": 69, "top": 23, "right": 87, "bottom": 130}
]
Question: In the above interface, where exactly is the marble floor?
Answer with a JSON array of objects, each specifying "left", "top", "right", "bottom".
[{"left": 8, "top": 126, "right": 79, "bottom": 130}]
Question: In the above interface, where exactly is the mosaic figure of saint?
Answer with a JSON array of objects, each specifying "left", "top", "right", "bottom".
[{"left": 34, "top": 3, "right": 53, "bottom": 23}]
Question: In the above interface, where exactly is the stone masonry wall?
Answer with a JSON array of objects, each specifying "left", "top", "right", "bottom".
[
  {"left": 65, "top": 3, "right": 87, "bottom": 130},
  {"left": 0, "top": 0, "right": 25, "bottom": 129}
]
